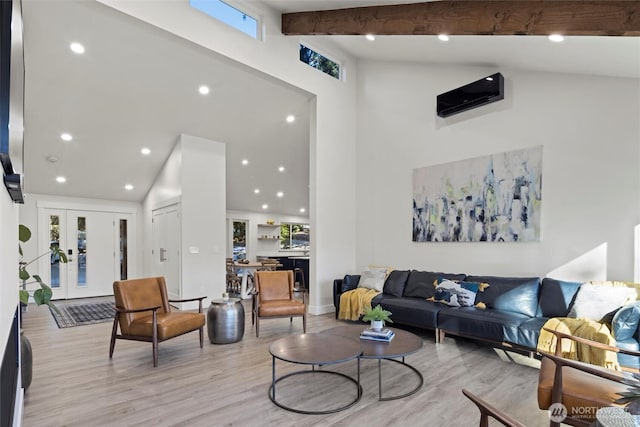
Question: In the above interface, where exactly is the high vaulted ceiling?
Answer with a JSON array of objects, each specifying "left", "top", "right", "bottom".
[
  {"left": 21, "top": 0, "right": 312, "bottom": 215},
  {"left": 19, "top": 0, "right": 640, "bottom": 216}
]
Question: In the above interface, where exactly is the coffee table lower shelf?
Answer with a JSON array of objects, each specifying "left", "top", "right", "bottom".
[
  {"left": 269, "top": 366, "right": 363, "bottom": 414},
  {"left": 269, "top": 334, "right": 364, "bottom": 415}
]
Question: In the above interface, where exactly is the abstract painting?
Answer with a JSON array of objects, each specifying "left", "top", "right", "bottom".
[{"left": 412, "top": 146, "right": 542, "bottom": 242}]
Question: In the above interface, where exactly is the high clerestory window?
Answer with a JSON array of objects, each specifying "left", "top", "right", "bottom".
[
  {"left": 299, "top": 44, "right": 341, "bottom": 80},
  {"left": 190, "top": 0, "right": 259, "bottom": 39}
]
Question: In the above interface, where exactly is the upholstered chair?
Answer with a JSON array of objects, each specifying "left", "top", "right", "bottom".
[
  {"left": 110, "top": 276, "right": 206, "bottom": 367},
  {"left": 253, "top": 270, "right": 306, "bottom": 337}
]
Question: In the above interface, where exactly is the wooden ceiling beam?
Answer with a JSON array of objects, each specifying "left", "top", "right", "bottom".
[{"left": 282, "top": 1, "right": 640, "bottom": 37}]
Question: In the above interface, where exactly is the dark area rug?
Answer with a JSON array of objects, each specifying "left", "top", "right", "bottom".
[{"left": 50, "top": 302, "right": 115, "bottom": 328}]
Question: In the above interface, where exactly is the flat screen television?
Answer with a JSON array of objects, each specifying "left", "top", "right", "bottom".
[{"left": 1, "top": 0, "right": 25, "bottom": 203}]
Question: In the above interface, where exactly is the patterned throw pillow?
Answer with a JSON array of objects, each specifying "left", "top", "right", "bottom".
[{"left": 432, "top": 279, "right": 481, "bottom": 307}]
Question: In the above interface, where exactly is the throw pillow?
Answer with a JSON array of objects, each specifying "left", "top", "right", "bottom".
[
  {"left": 357, "top": 267, "right": 388, "bottom": 292},
  {"left": 383, "top": 270, "right": 410, "bottom": 297},
  {"left": 568, "top": 283, "right": 637, "bottom": 321},
  {"left": 432, "top": 279, "right": 481, "bottom": 307}
]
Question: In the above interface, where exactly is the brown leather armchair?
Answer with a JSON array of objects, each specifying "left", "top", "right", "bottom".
[
  {"left": 538, "top": 328, "right": 640, "bottom": 426},
  {"left": 110, "top": 276, "right": 206, "bottom": 367},
  {"left": 253, "top": 270, "right": 306, "bottom": 337}
]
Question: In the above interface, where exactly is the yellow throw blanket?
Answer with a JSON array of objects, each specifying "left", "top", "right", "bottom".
[
  {"left": 338, "top": 288, "right": 381, "bottom": 321},
  {"left": 537, "top": 317, "right": 620, "bottom": 371}
]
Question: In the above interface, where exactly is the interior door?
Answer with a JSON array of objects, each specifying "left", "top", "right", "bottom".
[{"left": 152, "top": 204, "right": 181, "bottom": 300}]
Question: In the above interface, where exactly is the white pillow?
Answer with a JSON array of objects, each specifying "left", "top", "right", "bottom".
[
  {"left": 357, "top": 267, "right": 388, "bottom": 292},
  {"left": 568, "top": 283, "right": 637, "bottom": 321}
]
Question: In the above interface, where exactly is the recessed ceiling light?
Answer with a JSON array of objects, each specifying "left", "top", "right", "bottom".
[
  {"left": 254, "top": 188, "right": 260, "bottom": 194},
  {"left": 262, "top": 204, "right": 268, "bottom": 210},
  {"left": 60, "top": 133, "right": 72, "bottom": 141},
  {"left": 365, "top": 34, "right": 375, "bottom": 41},
  {"left": 70, "top": 42, "right": 85, "bottom": 54},
  {"left": 437, "top": 34, "right": 450, "bottom": 42},
  {"left": 141, "top": 147, "right": 151, "bottom": 155},
  {"left": 286, "top": 115, "right": 295, "bottom": 123},
  {"left": 198, "top": 85, "right": 210, "bottom": 95},
  {"left": 241, "top": 159, "right": 249, "bottom": 165},
  {"left": 548, "top": 34, "right": 564, "bottom": 42},
  {"left": 276, "top": 191, "right": 284, "bottom": 198},
  {"left": 299, "top": 208, "right": 306, "bottom": 213},
  {"left": 278, "top": 166, "right": 285, "bottom": 172},
  {"left": 125, "top": 184, "right": 133, "bottom": 191},
  {"left": 46, "top": 156, "right": 58, "bottom": 163},
  {"left": 56, "top": 176, "right": 66, "bottom": 183}
]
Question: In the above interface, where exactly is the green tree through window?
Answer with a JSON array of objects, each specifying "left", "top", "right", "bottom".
[{"left": 299, "top": 45, "right": 340, "bottom": 79}]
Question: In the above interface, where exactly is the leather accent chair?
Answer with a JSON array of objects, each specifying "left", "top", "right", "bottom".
[
  {"left": 462, "top": 389, "right": 526, "bottom": 427},
  {"left": 110, "top": 276, "right": 206, "bottom": 367},
  {"left": 537, "top": 328, "right": 640, "bottom": 426},
  {"left": 253, "top": 270, "right": 306, "bottom": 337}
]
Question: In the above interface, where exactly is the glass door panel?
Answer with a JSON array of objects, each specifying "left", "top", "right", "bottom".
[{"left": 76, "top": 216, "right": 87, "bottom": 287}]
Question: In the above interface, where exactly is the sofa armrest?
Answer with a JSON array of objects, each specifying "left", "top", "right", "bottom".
[{"left": 332, "top": 275, "right": 361, "bottom": 319}]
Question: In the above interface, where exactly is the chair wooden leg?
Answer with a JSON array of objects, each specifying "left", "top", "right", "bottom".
[
  {"left": 199, "top": 327, "right": 203, "bottom": 348},
  {"left": 109, "top": 315, "right": 118, "bottom": 358},
  {"left": 152, "top": 310, "right": 158, "bottom": 367},
  {"left": 303, "top": 313, "right": 307, "bottom": 333},
  {"left": 256, "top": 316, "right": 260, "bottom": 337}
]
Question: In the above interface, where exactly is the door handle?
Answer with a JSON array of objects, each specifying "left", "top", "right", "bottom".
[{"left": 160, "top": 248, "right": 167, "bottom": 262}]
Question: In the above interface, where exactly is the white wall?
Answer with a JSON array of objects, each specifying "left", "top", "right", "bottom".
[
  {"left": 356, "top": 61, "right": 640, "bottom": 281},
  {"left": 226, "top": 210, "right": 309, "bottom": 259},
  {"left": 143, "top": 135, "right": 226, "bottom": 306},
  {"left": 99, "top": 0, "right": 358, "bottom": 314},
  {"left": 180, "top": 134, "right": 226, "bottom": 302}
]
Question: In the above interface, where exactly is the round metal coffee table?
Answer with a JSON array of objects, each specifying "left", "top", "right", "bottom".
[
  {"left": 269, "top": 333, "right": 363, "bottom": 414},
  {"left": 322, "top": 325, "right": 424, "bottom": 400}
]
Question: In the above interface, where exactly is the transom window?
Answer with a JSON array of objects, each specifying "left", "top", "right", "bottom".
[
  {"left": 299, "top": 44, "right": 341, "bottom": 80},
  {"left": 280, "top": 223, "right": 309, "bottom": 251},
  {"left": 190, "top": 0, "right": 259, "bottom": 39}
]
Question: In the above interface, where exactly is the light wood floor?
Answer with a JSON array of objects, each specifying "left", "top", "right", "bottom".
[{"left": 21, "top": 297, "right": 551, "bottom": 427}]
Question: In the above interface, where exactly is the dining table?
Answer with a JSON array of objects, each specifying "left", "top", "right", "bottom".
[{"left": 233, "top": 261, "right": 282, "bottom": 299}]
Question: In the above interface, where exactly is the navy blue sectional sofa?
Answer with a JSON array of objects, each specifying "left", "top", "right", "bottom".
[{"left": 333, "top": 270, "right": 640, "bottom": 370}]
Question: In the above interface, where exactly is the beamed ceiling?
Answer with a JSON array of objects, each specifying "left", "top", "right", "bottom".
[{"left": 282, "top": 1, "right": 640, "bottom": 36}]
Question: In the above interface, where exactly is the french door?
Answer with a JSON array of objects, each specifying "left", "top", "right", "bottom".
[{"left": 39, "top": 208, "right": 135, "bottom": 299}]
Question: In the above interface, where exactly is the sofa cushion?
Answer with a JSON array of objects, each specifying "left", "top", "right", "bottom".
[
  {"left": 433, "top": 279, "right": 481, "bottom": 307},
  {"left": 568, "top": 283, "right": 637, "bottom": 321},
  {"left": 403, "top": 270, "right": 466, "bottom": 299},
  {"left": 438, "top": 307, "right": 530, "bottom": 344},
  {"left": 536, "top": 278, "right": 582, "bottom": 318},
  {"left": 375, "top": 294, "right": 442, "bottom": 330},
  {"left": 357, "top": 267, "right": 388, "bottom": 292},
  {"left": 493, "top": 280, "right": 540, "bottom": 318},
  {"left": 516, "top": 317, "right": 548, "bottom": 348},
  {"left": 383, "top": 270, "right": 410, "bottom": 297},
  {"left": 468, "top": 275, "right": 541, "bottom": 317},
  {"left": 341, "top": 275, "right": 360, "bottom": 293}
]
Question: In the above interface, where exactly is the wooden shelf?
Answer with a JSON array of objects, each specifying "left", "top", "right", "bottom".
[
  {"left": 258, "top": 236, "right": 280, "bottom": 240},
  {"left": 258, "top": 223, "right": 280, "bottom": 227}
]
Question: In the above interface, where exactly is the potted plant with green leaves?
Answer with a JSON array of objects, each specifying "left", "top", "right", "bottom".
[
  {"left": 362, "top": 304, "right": 393, "bottom": 331},
  {"left": 19, "top": 224, "right": 67, "bottom": 311},
  {"left": 18, "top": 224, "right": 67, "bottom": 391}
]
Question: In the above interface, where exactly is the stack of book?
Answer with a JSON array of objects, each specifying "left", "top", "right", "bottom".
[{"left": 360, "top": 328, "right": 395, "bottom": 342}]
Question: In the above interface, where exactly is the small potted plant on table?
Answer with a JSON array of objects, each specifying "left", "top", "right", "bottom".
[{"left": 362, "top": 304, "right": 392, "bottom": 331}]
